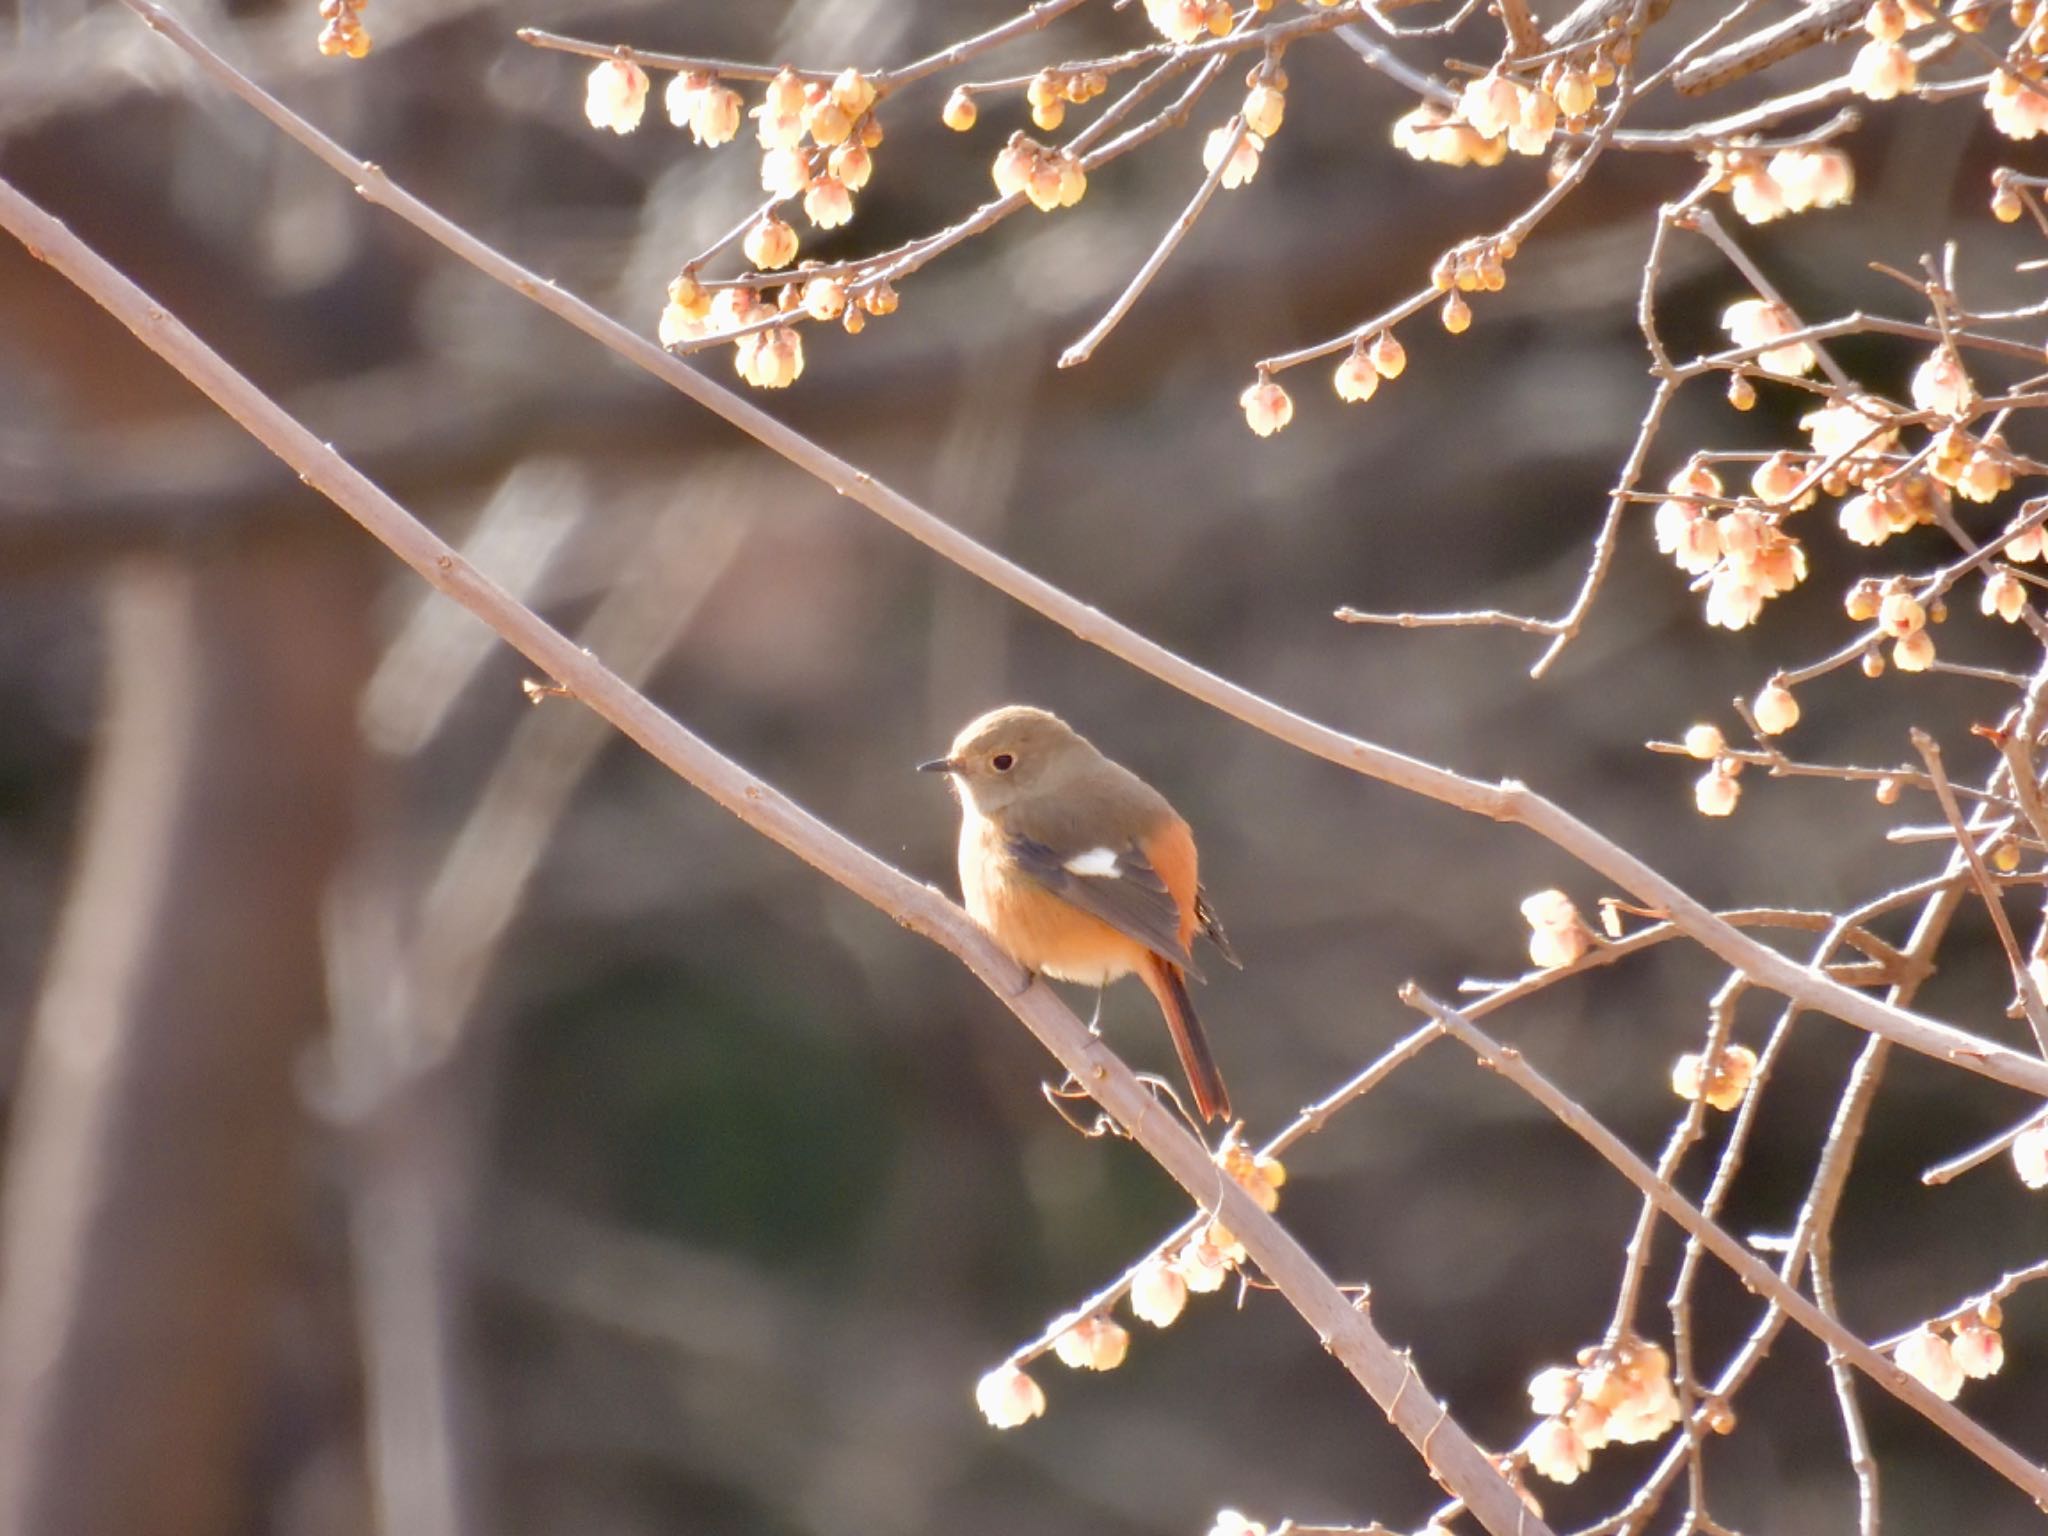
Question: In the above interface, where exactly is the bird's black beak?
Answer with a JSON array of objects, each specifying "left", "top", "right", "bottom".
[{"left": 916, "top": 756, "right": 959, "bottom": 775}]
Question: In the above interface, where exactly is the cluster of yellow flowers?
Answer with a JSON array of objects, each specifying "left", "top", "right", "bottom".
[
  {"left": 935, "top": 52, "right": 1125, "bottom": 209},
  {"left": 315, "top": 0, "right": 370, "bottom": 59},
  {"left": 1658, "top": 315, "right": 2032, "bottom": 696},
  {"left": 579, "top": 59, "right": 894, "bottom": 386},
  {"left": 1713, "top": 146, "right": 1855, "bottom": 225},
  {"left": 977, "top": 1143, "right": 1285, "bottom": 1429},
  {"left": 1143, "top": 0, "right": 1241, "bottom": 44},
  {"left": 1523, "top": 1338, "right": 1688, "bottom": 1485},
  {"left": 1240, "top": 332, "right": 1404, "bottom": 438},
  {"left": 1392, "top": 49, "right": 1616, "bottom": 168},
  {"left": 1894, "top": 1306, "right": 2006, "bottom": 1400},
  {"left": 1653, "top": 458, "right": 1809, "bottom": 634},
  {"left": 1676, "top": 682, "right": 1797, "bottom": 820},
  {"left": 990, "top": 136, "right": 1089, "bottom": 212},
  {"left": 1843, "top": 0, "right": 2048, "bottom": 136}
]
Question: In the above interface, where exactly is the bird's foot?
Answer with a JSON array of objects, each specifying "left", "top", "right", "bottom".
[{"left": 1042, "top": 1076, "right": 1121, "bottom": 1138}]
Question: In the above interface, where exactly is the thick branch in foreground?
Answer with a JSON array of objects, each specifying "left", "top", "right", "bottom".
[
  {"left": 0, "top": 174, "right": 1549, "bottom": 1536},
  {"left": 111, "top": 0, "right": 2048, "bottom": 1107}
]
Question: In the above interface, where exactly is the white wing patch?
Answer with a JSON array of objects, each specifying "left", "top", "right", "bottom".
[{"left": 1062, "top": 847, "right": 1122, "bottom": 878}]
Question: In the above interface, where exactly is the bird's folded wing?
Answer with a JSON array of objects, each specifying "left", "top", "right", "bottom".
[
  {"left": 1005, "top": 835, "right": 1201, "bottom": 977},
  {"left": 1196, "top": 887, "right": 1241, "bottom": 969}
]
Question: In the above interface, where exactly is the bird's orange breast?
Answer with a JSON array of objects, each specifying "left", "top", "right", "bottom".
[{"left": 959, "top": 811, "right": 1151, "bottom": 985}]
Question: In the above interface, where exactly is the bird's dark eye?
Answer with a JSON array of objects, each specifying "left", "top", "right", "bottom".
[{"left": 991, "top": 753, "right": 1015, "bottom": 772}]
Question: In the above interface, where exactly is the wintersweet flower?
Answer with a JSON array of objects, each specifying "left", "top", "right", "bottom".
[
  {"left": 1523, "top": 889, "right": 1590, "bottom": 968},
  {"left": 1143, "top": 0, "right": 1209, "bottom": 43},
  {"left": 1244, "top": 82, "right": 1286, "bottom": 137},
  {"left": 1694, "top": 765, "right": 1741, "bottom": 817},
  {"left": 1849, "top": 38, "right": 1916, "bottom": 99},
  {"left": 743, "top": 215, "right": 799, "bottom": 269},
  {"left": 1838, "top": 493, "right": 1893, "bottom": 547},
  {"left": 828, "top": 141, "right": 872, "bottom": 191},
  {"left": 1703, "top": 565, "right": 1765, "bottom": 630},
  {"left": 1526, "top": 1417, "right": 1590, "bottom": 1484},
  {"left": 1203, "top": 126, "right": 1265, "bottom": 189},
  {"left": 1752, "top": 451, "right": 1814, "bottom": 508},
  {"left": 1528, "top": 1365, "right": 1578, "bottom": 1417},
  {"left": 1551, "top": 69, "right": 1596, "bottom": 116},
  {"left": 1334, "top": 344, "right": 1379, "bottom": 402},
  {"left": 1461, "top": 72, "right": 1523, "bottom": 138},
  {"left": 803, "top": 175, "right": 854, "bottom": 229},
  {"left": 1222, "top": 1145, "right": 1286, "bottom": 1212},
  {"left": 2013, "top": 1119, "right": 2048, "bottom": 1188},
  {"left": 585, "top": 59, "right": 649, "bottom": 134},
  {"left": 1951, "top": 1317, "right": 2005, "bottom": 1378},
  {"left": 1671, "top": 1043, "right": 1757, "bottom": 1107},
  {"left": 1988, "top": 68, "right": 2048, "bottom": 139},
  {"left": 1983, "top": 569, "right": 2027, "bottom": 622},
  {"left": 1895, "top": 1328, "right": 1964, "bottom": 1400},
  {"left": 1754, "top": 680, "right": 1800, "bottom": 734},
  {"left": 976, "top": 1364, "right": 1047, "bottom": 1427},
  {"left": 1894, "top": 630, "right": 1936, "bottom": 671},
  {"left": 1911, "top": 349, "right": 1974, "bottom": 416},
  {"left": 1175, "top": 1236, "right": 1234, "bottom": 1294},
  {"left": 1655, "top": 498, "right": 1721, "bottom": 575},
  {"left": 1728, "top": 161, "right": 1788, "bottom": 224},
  {"left": 760, "top": 147, "right": 810, "bottom": 197},
  {"left": 1130, "top": 1256, "right": 1189, "bottom": 1326},
  {"left": 1768, "top": 147, "right": 1853, "bottom": 211},
  {"left": 736, "top": 326, "right": 803, "bottom": 389},
  {"left": 1801, "top": 397, "right": 1897, "bottom": 462},
  {"left": 1240, "top": 379, "right": 1293, "bottom": 437},
  {"left": 1721, "top": 297, "right": 1815, "bottom": 377},
  {"left": 1053, "top": 1315, "right": 1131, "bottom": 1371}
]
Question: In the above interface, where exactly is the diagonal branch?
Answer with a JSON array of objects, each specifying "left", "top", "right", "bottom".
[
  {"left": 1404, "top": 987, "right": 2048, "bottom": 1507},
  {"left": 0, "top": 170, "right": 1552, "bottom": 1536}
]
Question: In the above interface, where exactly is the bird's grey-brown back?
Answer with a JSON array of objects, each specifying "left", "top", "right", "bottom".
[{"left": 999, "top": 750, "right": 1173, "bottom": 850}]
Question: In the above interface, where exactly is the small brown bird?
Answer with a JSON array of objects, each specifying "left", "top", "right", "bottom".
[{"left": 920, "top": 705, "right": 1239, "bottom": 1121}]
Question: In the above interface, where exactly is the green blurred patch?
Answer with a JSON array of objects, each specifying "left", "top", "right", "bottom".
[{"left": 508, "top": 957, "right": 893, "bottom": 1281}]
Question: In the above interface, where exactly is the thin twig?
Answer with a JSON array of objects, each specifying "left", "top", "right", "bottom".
[
  {"left": 1913, "top": 727, "right": 2048, "bottom": 1058},
  {"left": 1811, "top": 1230, "right": 1881, "bottom": 1536},
  {"left": 1058, "top": 97, "right": 1239, "bottom": 369},
  {"left": 1921, "top": 1105, "right": 2048, "bottom": 1185},
  {"left": 1869, "top": 1258, "right": 2048, "bottom": 1351}
]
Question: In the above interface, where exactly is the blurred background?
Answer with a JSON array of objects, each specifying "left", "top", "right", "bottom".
[{"left": 3, "top": 0, "right": 2047, "bottom": 1530}]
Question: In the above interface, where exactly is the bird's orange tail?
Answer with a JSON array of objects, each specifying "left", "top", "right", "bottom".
[{"left": 1141, "top": 954, "right": 1231, "bottom": 1123}]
